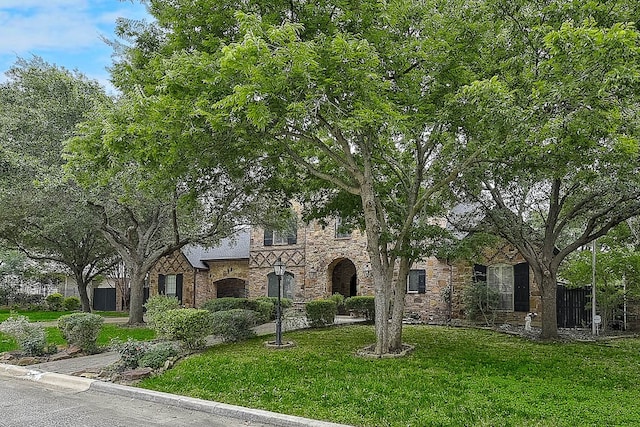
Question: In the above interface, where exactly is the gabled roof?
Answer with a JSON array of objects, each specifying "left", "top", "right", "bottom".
[{"left": 181, "top": 228, "right": 250, "bottom": 269}]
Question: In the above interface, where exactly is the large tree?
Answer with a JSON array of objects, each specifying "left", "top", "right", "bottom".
[
  {"left": 66, "top": 68, "right": 279, "bottom": 325},
  {"left": 108, "top": 0, "right": 488, "bottom": 354},
  {"left": 0, "top": 57, "right": 119, "bottom": 311},
  {"left": 450, "top": 1, "right": 640, "bottom": 338}
]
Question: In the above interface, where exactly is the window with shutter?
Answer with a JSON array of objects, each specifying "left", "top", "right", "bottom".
[{"left": 487, "top": 264, "right": 514, "bottom": 311}]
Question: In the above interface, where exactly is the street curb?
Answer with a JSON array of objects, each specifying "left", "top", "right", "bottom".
[
  {"left": 0, "top": 363, "right": 94, "bottom": 391},
  {"left": 1, "top": 363, "right": 353, "bottom": 427},
  {"left": 90, "top": 381, "right": 353, "bottom": 427}
]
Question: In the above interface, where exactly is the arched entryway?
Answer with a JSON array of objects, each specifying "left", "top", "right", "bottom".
[
  {"left": 329, "top": 258, "right": 357, "bottom": 298},
  {"left": 215, "top": 278, "right": 248, "bottom": 298}
]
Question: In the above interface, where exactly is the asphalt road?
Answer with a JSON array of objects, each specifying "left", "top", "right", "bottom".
[{"left": 0, "top": 376, "right": 269, "bottom": 427}]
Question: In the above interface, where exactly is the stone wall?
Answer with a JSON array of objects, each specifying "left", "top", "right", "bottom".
[
  {"left": 148, "top": 251, "right": 198, "bottom": 307},
  {"left": 249, "top": 216, "right": 374, "bottom": 302}
]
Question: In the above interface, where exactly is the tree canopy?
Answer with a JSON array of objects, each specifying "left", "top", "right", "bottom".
[
  {"left": 0, "top": 57, "right": 119, "bottom": 311},
  {"left": 450, "top": 1, "right": 640, "bottom": 338},
  {"left": 105, "top": 0, "right": 490, "bottom": 353}
]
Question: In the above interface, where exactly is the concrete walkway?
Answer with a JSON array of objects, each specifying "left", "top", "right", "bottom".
[{"left": 1, "top": 315, "right": 364, "bottom": 427}]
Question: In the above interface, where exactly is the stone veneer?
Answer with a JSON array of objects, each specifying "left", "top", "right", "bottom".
[
  {"left": 149, "top": 251, "right": 249, "bottom": 308},
  {"left": 248, "top": 216, "right": 373, "bottom": 302},
  {"left": 149, "top": 216, "right": 542, "bottom": 326}
]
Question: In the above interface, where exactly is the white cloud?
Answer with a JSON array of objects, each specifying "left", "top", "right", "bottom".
[
  {"left": 0, "top": 1, "right": 149, "bottom": 92},
  {"left": 0, "top": 2, "right": 149, "bottom": 52}
]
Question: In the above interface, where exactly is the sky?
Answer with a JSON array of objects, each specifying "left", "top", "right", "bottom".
[{"left": 0, "top": 0, "right": 151, "bottom": 92}]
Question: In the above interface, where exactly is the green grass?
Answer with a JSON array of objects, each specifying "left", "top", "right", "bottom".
[
  {"left": 0, "top": 324, "right": 154, "bottom": 353},
  {"left": 139, "top": 325, "right": 640, "bottom": 427},
  {"left": 0, "top": 309, "right": 128, "bottom": 322}
]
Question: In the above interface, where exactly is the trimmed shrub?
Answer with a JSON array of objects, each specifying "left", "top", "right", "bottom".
[
  {"left": 139, "top": 342, "right": 180, "bottom": 369},
  {"left": 254, "top": 299, "right": 274, "bottom": 323},
  {"left": 0, "top": 315, "right": 47, "bottom": 356},
  {"left": 202, "top": 297, "right": 248, "bottom": 313},
  {"left": 329, "top": 293, "right": 346, "bottom": 314},
  {"left": 58, "top": 312, "right": 104, "bottom": 354},
  {"left": 153, "top": 308, "right": 213, "bottom": 350},
  {"left": 63, "top": 296, "right": 82, "bottom": 311},
  {"left": 202, "top": 297, "right": 274, "bottom": 323},
  {"left": 254, "top": 297, "right": 293, "bottom": 320},
  {"left": 45, "top": 293, "right": 64, "bottom": 311},
  {"left": 305, "top": 299, "right": 337, "bottom": 328},
  {"left": 345, "top": 296, "right": 375, "bottom": 321},
  {"left": 144, "top": 295, "right": 181, "bottom": 335},
  {"left": 210, "top": 309, "right": 259, "bottom": 342},
  {"left": 112, "top": 338, "right": 151, "bottom": 369}
]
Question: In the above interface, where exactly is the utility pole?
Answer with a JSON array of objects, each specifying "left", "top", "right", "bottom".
[{"left": 592, "top": 239, "right": 597, "bottom": 335}]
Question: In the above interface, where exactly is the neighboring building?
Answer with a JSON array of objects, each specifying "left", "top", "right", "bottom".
[{"left": 147, "top": 213, "right": 543, "bottom": 326}]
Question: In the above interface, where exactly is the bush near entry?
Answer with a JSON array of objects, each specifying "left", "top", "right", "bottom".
[
  {"left": 345, "top": 296, "right": 375, "bottom": 321},
  {"left": 45, "top": 293, "right": 64, "bottom": 311},
  {"left": 305, "top": 299, "right": 337, "bottom": 328},
  {"left": 210, "top": 309, "right": 259, "bottom": 342},
  {"left": 153, "top": 308, "right": 213, "bottom": 350},
  {"left": 63, "top": 296, "right": 81, "bottom": 311}
]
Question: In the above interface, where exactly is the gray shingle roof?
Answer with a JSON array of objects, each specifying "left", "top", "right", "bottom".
[{"left": 181, "top": 228, "right": 250, "bottom": 269}]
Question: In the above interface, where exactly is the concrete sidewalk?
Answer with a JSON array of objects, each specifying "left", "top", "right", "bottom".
[{"left": 1, "top": 315, "right": 364, "bottom": 427}]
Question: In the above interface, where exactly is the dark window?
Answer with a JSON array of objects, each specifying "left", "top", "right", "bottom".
[
  {"left": 267, "top": 272, "right": 294, "bottom": 299},
  {"left": 158, "top": 273, "right": 183, "bottom": 304},
  {"left": 263, "top": 223, "right": 297, "bottom": 246},
  {"left": 407, "top": 269, "right": 426, "bottom": 294}
]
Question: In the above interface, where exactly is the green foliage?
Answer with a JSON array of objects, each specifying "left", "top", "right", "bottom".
[
  {"left": 344, "top": 296, "right": 375, "bottom": 321},
  {"left": 45, "top": 293, "right": 64, "bottom": 311},
  {"left": 0, "top": 315, "right": 47, "bottom": 356},
  {"left": 112, "top": 338, "right": 151, "bottom": 369},
  {"left": 153, "top": 308, "right": 213, "bottom": 349},
  {"left": 0, "top": 57, "right": 118, "bottom": 314},
  {"left": 254, "top": 297, "right": 292, "bottom": 320},
  {"left": 305, "top": 300, "right": 337, "bottom": 328},
  {"left": 57, "top": 312, "right": 104, "bottom": 354},
  {"left": 202, "top": 297, "right": 275, "bottom": 323},
  {"left": 201, "top": 297, "right": 248, "bottom": 312},
  {"left": 139, "top": 342, "right": 180, "bottom": 369},
  {"left": 144, "top": 295, "right": 181, "bottom": 335},
  {"left": 210, "top": 309, "right": 259, "bottom": 343},
  {"left": 461, "top": 281, "right": 500, "bottom": 326},
  {"left": 329, "top": 293, "right": 346, "bottom": 314},
  {"left": 63, "top": 296, "right": 82, "bottom": 311}
]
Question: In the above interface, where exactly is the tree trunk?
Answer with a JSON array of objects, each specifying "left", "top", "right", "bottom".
[
  {"left": 389, "top": 257, "right": 410, "bottom": 351},
  {"left": 72, "top": 270, "right": 92, "bottom": 312},
  {"left": 128, "top": 269, "right": 147, "bottom": 325},
  {"left": 539, "top": 273, "right": 559, "bottom": 339}
]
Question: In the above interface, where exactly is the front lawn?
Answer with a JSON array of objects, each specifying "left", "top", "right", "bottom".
[
  {"left": 0, "top": 324, "right": 154, "bottom": 353},
  {"left": 0, "top": 309, "right": 128, "bottom": 323},
  {"left": 139, "top": 325, "right": 640, "bottom": 427}
]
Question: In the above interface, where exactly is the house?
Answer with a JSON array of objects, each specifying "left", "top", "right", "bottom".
[
  {"left": 148, "top": 228, "right": 251, "bottom": 308},
  {"left": 148, "top": 213, "right": 543, "bottom": 326}
]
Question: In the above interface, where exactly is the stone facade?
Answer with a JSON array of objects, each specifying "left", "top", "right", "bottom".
[
  {"left": 248, "top": 216, "right": 373, "bottom": 303},
  {"left": 149, "top": 250, "right": 249, "bottom": 308},
  {"left": 148, "top": 216, "right": 542, "bottom": 326}
]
